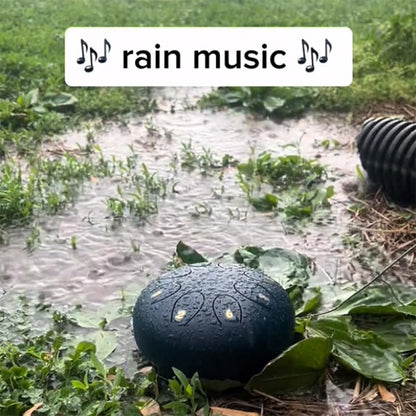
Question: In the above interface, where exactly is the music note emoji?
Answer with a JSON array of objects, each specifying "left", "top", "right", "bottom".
[
  {"left": 85, "top": 47, "right": 98, "bottom": 73},
  {"left": 319, "top": 39, "right": 332, "bottom": 63},
  {"left": 306, "top": 47, "right": 319, "bottom": 72},
  {"left": 298, "top": 39, "right": 309, "bottom": 64},
  {"left": 77, "top": 39, "right": 88, "bottom": 64},
  {"left": 98, "top": 39, "right": 111, "bottom": 63}
]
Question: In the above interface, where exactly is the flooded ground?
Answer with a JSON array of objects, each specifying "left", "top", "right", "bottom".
[
  {"left": 0, "top": 87, "right": 360, "bottom": 308},
  {"left": 3, "top": 88, "right": 414, "bottom": 414}
]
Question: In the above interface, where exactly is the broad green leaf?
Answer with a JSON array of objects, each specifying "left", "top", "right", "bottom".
[
  {"left": 67, "top": 307, "right": 103, "bottom": 329},
  {"left": 370, "top": 318, "right": 416, "bottom": 353},
  {"left": 168, "top": 379, "right": 182, "bottom": 395},
  {"left": 234, "top": 246, "right": 312, "bottom": 288},
  {"left": 97, "top": 300, "right": 134, "bottom": 326},
  {"left": 258, "top": 248, "right": 312, "bottom": 291},
  {"left": 74, "top": 341, "right": 96, "bottom": 356},
  {"left": 222, "top": 91, "right": 245, "bottom": 104},
  {"left": 234, "top": 246, "right": 313, "bottom": 310},
  {"left": 89, "top": 330, "right": 117, "bottom": 360},
  {"left": 263, "top": 96, "right": 286, "bottom": 113},
  {"left": 40, "top": 92, "right": 78, "bottom": 111},
  {"left": 246, "top": 337, "right": 332, "bottom": 395},
  {"left": 307, "top": 318, "right": 407, "bottom": 383},
  {"left": 26, "top": 88, "right": 39, "bottom": 106},
  {"left": 296, "top": 288, "right": 322, "bottom": 316},
  {"left": 175, "top": 241, "right": 208, "bottom": 264},
  {"left": 249, "top": 193, "right": 278, "bottom": 211},
  {"left": 327, "top": 284, "right": 416, "bottom": 317},
  {"left": 172, "top": 367, "right": 190, "bottom": 389},
  {"left": 237, "top": 161, "right": 255, "bottom": 177},
  {"left": 233, "top": 246, "right": 265, "bottom": 267}
]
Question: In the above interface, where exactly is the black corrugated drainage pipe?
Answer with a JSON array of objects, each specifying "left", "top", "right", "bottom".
[{"left": 356, "top": 117, "right": 416, "bottom": 206}]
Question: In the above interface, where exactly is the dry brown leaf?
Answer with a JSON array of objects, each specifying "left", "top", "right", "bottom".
[
  {"left": 352, "top": 377, "right": 361, "bottom": 400},
  {"left": 138, "top": 366, "right": 154, "bottom": 377},
  {"left": 23, "top": 403, "right": 43, "bottom": 416},
  {"left": 140, "top": 397, "right": 161, "bottom": 416},
  {"left": 362, "top": 386, "right": 379, "bottom": 402},
  {"left": 210, "top": 407, "right": 260, "bottom": 416},
  {"left": 377, "top": 384, "right": 397, "bottom": 403}
]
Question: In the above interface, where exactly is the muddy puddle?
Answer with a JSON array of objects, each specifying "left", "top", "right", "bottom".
[{"left": 0, "top": 87, "right": 362, "bottom": 308}]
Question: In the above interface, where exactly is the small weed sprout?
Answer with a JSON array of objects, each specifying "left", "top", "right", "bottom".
[
  {"left": 106, "top": 164, "right": 167, "bottom": 221},
  {"left": 164, "top": 368, "right": 209, "bottom": 416},
  {"left": 26, "top": 224, "right": 41, "bottom": 251},
  {"left": 144, "top": 116, "right": 159, "bottom": 137},
  {"left": 179, "top": 140, "right": 237, "bottom": 175}
]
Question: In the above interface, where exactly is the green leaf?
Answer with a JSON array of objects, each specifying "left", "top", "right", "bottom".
[
  {"left": 26, "top": 88, "right": 39, "bottom": 106},
  {"left": 185, "top": 384, "right": 194, "bottom": 397},
  {"left": 249, "top": 193, "right": 278, "bottom": 211},
  {"left": 172, "top": 367, "right": 190, "bottom": 389},
  {"left": 296, "top": 288, "right": 322, "bottom": 316},
  {"left": 370, "top": 318, "right": 416, "bottom": 353},
  {"left": 246, "top": 337, "right": 332, "bottom": 395},
  {"left": 234, "top": 246, "right": 313, "bottom": 310},
  {"left": 74, "top": 341, "right": 96, "bottom": 357},
  {"left": 91, "top": 353, "right": 107, "bottom": 378},
  {"left": 327, "top": 284, "right": 416, "bottom": 317},
  {"left": 263, "top": 96, "right": 286, "bottom": 113},
  {"left": 71, "top": 380, "right": 87, "bottom": 391},
  {"left": 256, "top": 247, "right": 312, "bottom": 291},
  {"left": 307, "top": 317, "right": 407, "bottom": 382},
  {"left": 168, "top": 379, "right": 182, "bottom": 395},
  {"left": 356, "top": 164, "right": 364, "bottom": 180},
  {"left": 89, "top": 330, "right": 117, "bottom": 360},
  {"left": 40, "top": 92, "right": 78, "bottom": 111},
  {"left": 237, "top": 161, "right": 255, "bottom": 177},
  {"left": 67, "top": 307, "right": 103, "bottom": 329},
  {"left": 222, "top": 91, "right": 245, "bottom": 104},
  {"left": 175, "top": 241, "right": 208, "bottom": 264},
  {"left": 233, "top": 246, "right": 265, "bottom": 267}
]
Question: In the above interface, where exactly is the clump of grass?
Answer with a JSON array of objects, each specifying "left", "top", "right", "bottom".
[
  {"left": 178, "top": 140, "right": 237, "bottom": 175},
  {"left": 0, "top": 145, "right": 118, "bottom": 227},
  {"left": 0, "top": 164, "right": 35, "bottom": 224},
  {"left": 237, "top": 151, "right": 334, "bottom": 224},
  {"left": 107, "top": 164, "right": 167, "bottom": 221},
  {"left": 0, "top": 139, "right": 170, "bottom": 237}
]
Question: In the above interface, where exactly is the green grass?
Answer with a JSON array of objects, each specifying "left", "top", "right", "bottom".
[
  {"left": 0, "top": 142, "right": 168, "bottom": 228},
  {"left": 0, "top": 0, "right": 414, "bottom": 155}
]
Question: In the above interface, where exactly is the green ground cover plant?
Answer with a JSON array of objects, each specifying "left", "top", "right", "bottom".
[
  {"left": 237, "top": 151, "right": 334, "bottom": 224},
  {"left": 2, "top": 241, "right": 415, "bottom": 414}
]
